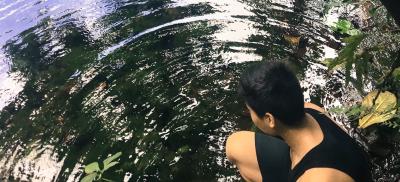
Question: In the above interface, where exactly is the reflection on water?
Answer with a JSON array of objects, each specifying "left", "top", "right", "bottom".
[
  {"left": 0, "top": 52, "right": 26, "bottom": 110},
  {"left": 0, "top": 0, "right": 389, "bottom": 181},
  {"left": 0, "top": 0, "right": 120, "bottom": 111}
]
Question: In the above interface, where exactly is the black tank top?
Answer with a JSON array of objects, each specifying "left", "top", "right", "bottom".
[{"left": 289, "top": 108, "right": 372, "bottom": 182}]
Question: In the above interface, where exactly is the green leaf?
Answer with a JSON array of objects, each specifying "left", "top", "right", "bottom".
[
  {"left": 329, "top": 106, "right": 347, "bottom": 114},
  {"left": 347, "top": 29, "right": 361, "bottom": 36},
  {"left": 325, "top": 58, "right": 345, "bottom": 70},
  {"left": 344, "top": 56, "right": 353, "bottom": 86},
  {"left": 392, "top": 67, "right": 400, "bottom": 80},
  {"left": 369, "top": 6, "right": 382, "bottom": 16},
  {"left": 103, "top": 152, "right": 122, "bottom": 167},
  {"left": 81, "top": 173, "right": 97, "bottom": 182},
  {"left": 359, "top": 91, "right": 397, "bottom": 128},
  {"left": 103, "top": 161, "right": 119, "bottom": 172},
  {"left": 347, "top": 106, "right": 363, "bottom": 118},
  {"left": 342, "top": 34, "right": 365, "bottom": 44},
  {"left": 336, "top": 34, "right": 366, "bottom": 82},
  {"left": 354, "top": 58, "right": 366, "bottom": 92},
  {"left": 332, "top": 19, "right": 361, "bottom": 36},
  {"left": 177, "top": 145, "right": 190, "bottom": 154},
  {"left": 335, "top": 19, "right": 352, "bottom": 33},
  {"left": 84, "top": 162, "right": 100, "bottom": 174}
]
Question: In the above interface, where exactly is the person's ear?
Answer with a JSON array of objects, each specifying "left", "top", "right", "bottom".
[{"left": 264, "top": 113, "right": 276, "bottom": 128}]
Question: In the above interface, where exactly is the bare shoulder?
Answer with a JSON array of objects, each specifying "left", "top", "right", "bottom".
[
  {"left": 304, "top": 102, "right": 326, "bottom": 113},
  {"left": 225, "top": 131, "right": 262, "bottom": 182},
  {"left": 225, "top": 131, "right": 255, "bottom": 162},
  {"left": 304, "top": 102, "right": 334, "bottom": 123},
  {"left": 298, "top": 168, "right": 355, "bottom": 182}
]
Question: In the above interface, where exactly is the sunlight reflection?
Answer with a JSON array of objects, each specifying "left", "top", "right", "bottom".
[{"left": 0, "top": 53, "right": 26, "bottom": 110}]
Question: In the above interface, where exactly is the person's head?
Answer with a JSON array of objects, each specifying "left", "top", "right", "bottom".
[{"left": 239, "top": 61, "right": 305, "bottom": 135}]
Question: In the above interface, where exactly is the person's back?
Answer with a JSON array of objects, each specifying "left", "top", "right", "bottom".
[
  {"left": 289, "top": 107, "right": 371, "bottom": 182},
  {"left": 225, "top": 61, "right": 372, "bottom": 182}
]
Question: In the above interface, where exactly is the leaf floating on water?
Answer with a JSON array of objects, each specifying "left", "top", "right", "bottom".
[
  {"left": 84, "top": 162, "right": 100, "bottom": 174},
  {"left": 103, "top": 152, "right": 122, "bottom": 168},
  {"left": 177, "top": 145, "right": 190, "bottom": 154},
  {"left": 358, "top": 91, "right": 397, "bottom": 128},
  {"left": 81, "top": 173, "right": 97, "bottom": 182},
  {"left": 283, "top": 34, "right": 300, "bottom": 46},
  {"left": 98, "top": 82, "right": 108, "bottom": 90},
  {"left": 103, "top": 161, "right": 119, "bottom": 172}
]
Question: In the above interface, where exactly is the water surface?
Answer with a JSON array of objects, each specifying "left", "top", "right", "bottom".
[{"left": 0, "top": 0, "right": 364, "bottom": 181}]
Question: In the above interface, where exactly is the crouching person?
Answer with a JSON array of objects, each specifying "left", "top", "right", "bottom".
[{"left": 225, "top": 61, "right": 372, "bottom": 182}]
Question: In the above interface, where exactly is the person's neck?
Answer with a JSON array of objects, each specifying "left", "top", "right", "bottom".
[{"left": 279, "top": 113, "right": 323, "bottom": 164}]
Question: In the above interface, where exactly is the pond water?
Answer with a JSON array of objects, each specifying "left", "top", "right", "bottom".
[{"left": 0, "top": 0, "right": 383, "bottom": 181}]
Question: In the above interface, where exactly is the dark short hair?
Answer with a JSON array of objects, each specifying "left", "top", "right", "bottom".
[{"left": 239, "top": 61, "right": 305, "bottom": 126}]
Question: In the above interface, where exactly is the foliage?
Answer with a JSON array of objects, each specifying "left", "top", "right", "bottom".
[
  {"left": 329, "top": 104, "right": 364, "bottom": 120},
  {"left": 381, "top": 117, "right": 400, "bottom": 132},
  {"left": 325, "top": 0, "right": 400, "bottom": 130},
  {"left": 332, "top": 19, "right": 362, "bottom": 36},
  {"left": 358, "top": 91, "right": 397, "bottom": 128},
  {"left": 325, "top": 33, "right": 367, "bottom": 92},
  {"left": 326, "top": 23, "right": 400, "bottom": 94},
  {"left": 81, "top": 152, "right": 122, "bottom": 182},
  {"left": 330, "top": 92, "right": 400, "bottom": 129},
  {"left": 393, "top": 67, "right": 400, "bottom": 80}
]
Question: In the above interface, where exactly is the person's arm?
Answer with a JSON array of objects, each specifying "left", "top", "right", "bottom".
[{"left": 225, "top": 131, "right": 262, "bottom": 182}]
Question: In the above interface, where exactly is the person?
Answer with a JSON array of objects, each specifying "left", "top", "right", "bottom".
[{"left": 225, "top": 61, "right": 372, "bottom": 182}]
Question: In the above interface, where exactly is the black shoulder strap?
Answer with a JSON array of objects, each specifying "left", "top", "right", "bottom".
[{"left": 305, "top": 108, "right": 351, "bottom": 138}]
